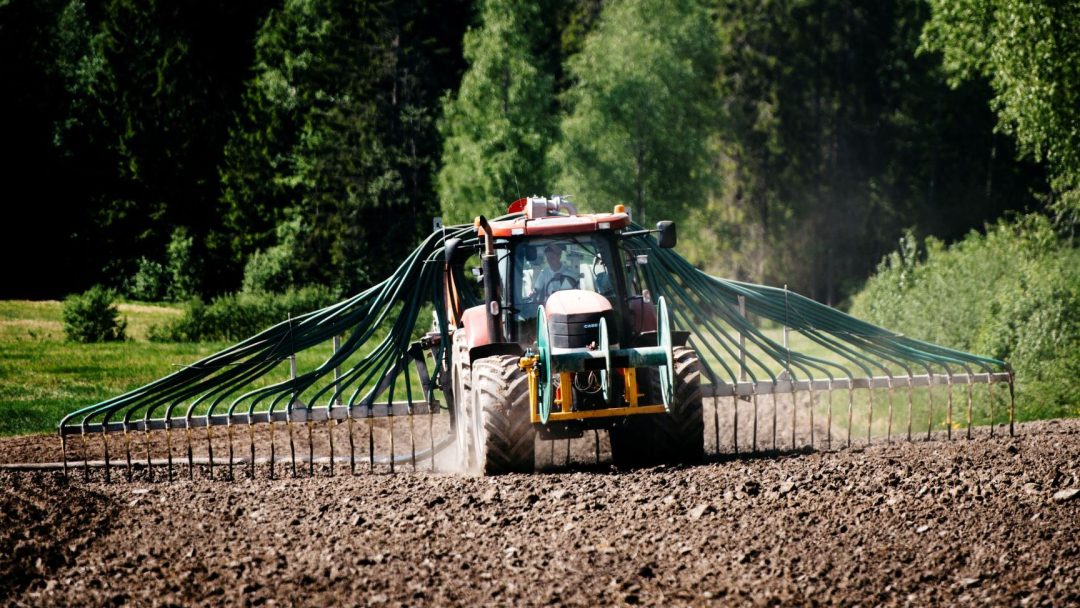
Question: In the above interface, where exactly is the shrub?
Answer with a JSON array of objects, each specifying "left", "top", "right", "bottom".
[
  {"left": 241, "top": 215, "right": 303, "bottom": 294},
  {"left": 166, "top": 227, "right": 199, "bottom": 300},
  {"left": 850, "top": 214, "right": 1079, "bottom": 418},
  {"left": 62, "top": 285, "right": 127, "bottom": 343},
  {"left": 126, "top": 257, "right": 168, "bottom": 301},
  {"left": 150, "top": 285, "right": 337, "bottom": 342}
]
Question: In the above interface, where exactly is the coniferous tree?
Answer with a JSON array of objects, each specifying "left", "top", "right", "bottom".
[{"left": 222, "top": 0, "right": 467, "bottom": 292}]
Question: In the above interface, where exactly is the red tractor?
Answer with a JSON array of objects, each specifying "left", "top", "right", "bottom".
[{"left": 442, "top": 197, "right": 704, "bottom": 474}]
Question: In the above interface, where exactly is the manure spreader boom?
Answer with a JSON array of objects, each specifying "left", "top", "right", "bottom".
[{"left": 57, "top": 197, "right": 1014, "bottom": 480}]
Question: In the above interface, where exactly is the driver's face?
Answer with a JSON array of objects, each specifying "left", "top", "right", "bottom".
[{"left": 545, "top": 249, "right": 561, "bottom": 268}]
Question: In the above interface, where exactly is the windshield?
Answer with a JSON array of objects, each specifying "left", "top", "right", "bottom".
[{"left": 509, "top": 233, "right": 620, "bottom": 344}]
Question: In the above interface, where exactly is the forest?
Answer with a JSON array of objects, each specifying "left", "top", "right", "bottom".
[{"left": 1, "top": 0, "right": 1076, "bottom": 308}]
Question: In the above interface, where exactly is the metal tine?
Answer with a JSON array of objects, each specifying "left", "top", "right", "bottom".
[
  {"left": 926, "top": 378, "right": 935, "bottom": 441},
  {"left": 410, "top": 414, "right": 417, "bottom": 472},
  {"left": 808, "top": 382, "right": 815, "bottom": 450},
  {"left": 186, "top": 427, "right": 194, "bottom": 480},
  {"left": 289, "top": 351, "right": 298, "bottom": 478},
  {"left": 124, "top": 428, "right": 133, "bottom": 482},
  {"left": 81, "top": 431, "right": 90, "bottom": 482},
  {"left": 751, "top": 390, "right": 759, "bottom": 452},
  {"left": 349, "top": 417, "right": 356, "bottom": 475},
  {"left": 328, "top": 419, "right": 336, "bottom": 477},
  {"left": 987, "top": 381, "right": 995, "bottom": 438},
  {"left": 227, "top": 423, "right": 235, "bottom": 481},
  {"left": 866, "top": 381, "right": 874, "bottom": 446},
  {"left": 389, "top": 409, "right": 396, "bottom": 475},
  {"left": 771, "top": 389, "right": 778, "bottom": 451},
  {"left": 102, "top": 429, "right": 111, "bottom": 483},
  {"left": 711, "top": 395, "right": 719, "bottom": 455},
  {"left": 846, "top": 386, "right": 854, "bottom": 449},
  {"left": 331, "top": 334, "right": 342, "bottom": 477},
  {"left": 790, "top": 387, "right": 797, "bottom": 451},
  {"left": 288, "top": 420, "right": 297, "bottom": 478},
  {"left": 966, "top": 375, "right": 975, "bottom": 440},
  {"left": 886, "top": 378, "right": 894, "bottom": 443},
  {"left": 144, "top": 428, "right": 154, "bottom": 482},
  {"left": 906, "top": 380, "right": 915, "bottom": 442},
  {"left": 826, "top": 380, "right": 834, "bottom": 451},
  {"left": 367, "top": 406, "right": 375, "bottom": 473},
  {"left": 946, "top": 372, "right": 954, "bottom": 440},
  {"left": 248, "top": 422, "right": 256, "bottom": 480},
  {"left": 269, "top": 420, "right": 277, "bottom": 479},
  {"left": 1002, "top": 375, "right": 1010, "bottom": 438},
  {"left": 732, "top": 394, "right": 739, "bottom": 455},
  {"left": 166, "top": 425, "right": 174, "bottom": 481},
  {"left": 367, "top": 406, "right": 375, "bottom": 472},
  {"left": 62, "top": 434, "right": 69, "bottom": 479},
  {"left": 206, "top": 425, "right": 215, "bottom": 480},
  {"left": 428, "top": 405, "right": 435, "bottom": 472},
  {"left": 307, "top": 420, "right": 314, "bottom": 477}
]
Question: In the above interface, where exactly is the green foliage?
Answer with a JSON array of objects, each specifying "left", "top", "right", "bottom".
[
  {"left": 123, "top": 227, "right": 200, "bottom": 301},
  {"left": 693, "top": 0, "right": 1048, "bottom": 303},
  {"left": 553, "top": 0, "right": 718, "bottom": 225},
  {"left": 150, "top": 286, "right": 337, "bottom": 343},
  {"left": 221, "top": 0, "right": 463, "bottom": 293},
  {"left": 50, "top": 1, "right": 268, "bottom": 293},
  {"left": 851, "top": 215, "right": 1079, "bottom": 417},
  {"left": 437, "top": 0, "right": 557, "bottom": 223},
  {"left": 126, "top": 257, "right": 168, "bottom": 301},
  {"left": 165, "top": 227, "right": 198, "bottom": 300},
  {"left": 241, "top": 215, "right": 304, "bottom": 294},
  {"left": 921, "top": 0, "right": 1080, "bottom": 222},
  {"left": 62, "top": 285, "right": 127, "bottom": 343}
]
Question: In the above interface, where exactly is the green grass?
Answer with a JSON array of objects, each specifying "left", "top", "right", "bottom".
[
  {"left": 0, "top": 300, "right": 228, "bottom": 436},
  {"left": 0, "top": 299, "right": 414, "bottom": 437}
]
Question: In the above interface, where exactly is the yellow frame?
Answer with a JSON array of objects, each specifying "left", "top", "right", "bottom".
[{"left": 521, "top": 358, "right": 667, "bottom": 423}]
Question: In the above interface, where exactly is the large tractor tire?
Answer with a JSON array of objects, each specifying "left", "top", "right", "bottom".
[
  {"left": 450, "top": 331, "right": 475, "bottom": 471},
  {"left": 610, "top": 346, "right": 705, "bottom": 467},
  {"left": 472, "top": 355, "right": 535, "bottom": 474}
]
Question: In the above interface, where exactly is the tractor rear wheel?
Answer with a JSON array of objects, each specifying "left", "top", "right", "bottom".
[
  {"left": 610, "top": 346, "right": 704, "bottom": 466},
  {"left": 473, "top": 355, "right": 535, "bottom": 474}
]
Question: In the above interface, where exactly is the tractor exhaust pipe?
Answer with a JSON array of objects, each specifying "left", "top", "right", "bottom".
[{"left": 475, "top": 216, "right": 504, "bottom": 343}]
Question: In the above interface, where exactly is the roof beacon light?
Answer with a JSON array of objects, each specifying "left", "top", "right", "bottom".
[{"left": 524, "top": 196, "right": 578, "bottom": 219}]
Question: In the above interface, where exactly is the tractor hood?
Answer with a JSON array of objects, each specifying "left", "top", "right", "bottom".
[{"left": 544, "top": 290, "right": 614, "bottom": 349}]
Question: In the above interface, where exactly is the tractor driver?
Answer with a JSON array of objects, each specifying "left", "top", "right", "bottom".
[{"left": 533, "top": 243, "right": 578, "bottom": 299}]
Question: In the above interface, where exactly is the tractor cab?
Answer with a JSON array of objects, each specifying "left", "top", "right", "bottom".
[{"left": 448, "top": 196, "right": 673, "bottom": 357}]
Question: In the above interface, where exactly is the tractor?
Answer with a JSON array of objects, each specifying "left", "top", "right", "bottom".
[{"left": 441, "top": 196, "right": 704, "bottom": 474}]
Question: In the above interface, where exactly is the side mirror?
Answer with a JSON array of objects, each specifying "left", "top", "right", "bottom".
[
  {"left": 656, "top": 221, "right": 677, "bottom": 248},
  {"left": 444, "top": 237, "right": 462, "bottom": 264}
]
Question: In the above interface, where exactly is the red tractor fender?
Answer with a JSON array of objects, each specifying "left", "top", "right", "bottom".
[{"left": 460, "top": 305, "right": 491, "bottom": 349}]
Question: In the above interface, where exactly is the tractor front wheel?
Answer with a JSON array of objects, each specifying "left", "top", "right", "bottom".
[{"left": 473, "top": 355, "right": 535, "bottom": 474}]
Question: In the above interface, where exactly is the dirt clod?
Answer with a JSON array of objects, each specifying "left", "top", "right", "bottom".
[{"left": 1052, "top": 488, "right": 1079, "bottom": 503}]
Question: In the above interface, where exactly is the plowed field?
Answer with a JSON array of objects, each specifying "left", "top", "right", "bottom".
[{"left": 2, "top": 419, "right": 1079, "bottom": 606}]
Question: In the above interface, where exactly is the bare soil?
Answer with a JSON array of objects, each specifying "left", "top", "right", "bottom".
[{"left": 2, "top": 418, "right": 1079, "bottom": 606}]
